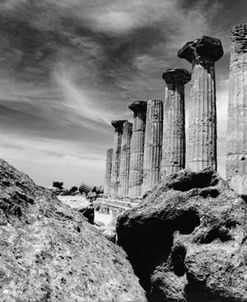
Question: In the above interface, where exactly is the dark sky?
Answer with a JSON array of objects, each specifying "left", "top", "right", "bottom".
[{"left": 0, "top": 0, "right": 246, "bottom": 187}]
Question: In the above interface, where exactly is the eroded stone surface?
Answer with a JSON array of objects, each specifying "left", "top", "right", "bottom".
[
  {"left": 129, "top": 101, "right": 147, "bottom": 198},
  {"left": 111, "top": 120, "right": 126, "bottom": 197},
  {"left": 119, "top": 121, "right": 133, "bottom": 197},
  {"left": 178, "top": 36, "right": 223, "bottom": 63},
  {"left": 104, "top": 148, "right": 113, "bottom": 196},
  {"left": 162, "top": 68, "right": 191, "bottom": 84},
  {"left": 178, "top": 36, "right": 223, "bottom": 172},
  {"left": 0, "top": 159, "right": 147, "bottom": 302},
  {"left": 226, "top": 24, "right": 247, "bottom": 195},
  {"left": 117, "top": 168, "right": 247, "bottom": 302},
  {"left": 142, "top": 100, "right": 163, "bottom": 193},
  {"left": 161, "top": 68, "right": 191, "bottom": 178}
]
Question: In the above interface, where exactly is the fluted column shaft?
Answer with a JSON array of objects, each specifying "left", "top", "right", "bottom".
[
  {"left": 104, "top": 148, "right": 113, "bottom": 196},
  {"left": 143, "top": 99, "right": 163, "bottom": 193},
  {"left": 119, "top": 121, "right": 133, "bottom": 197},
  {"left": 188, "top": 59, "right": 217, "bottom": 171},
  {"left": 178, "top": 36, "right": 223, "bottom": 172},
  {"left": 129, "top": 101, "right": 147, "bottom": 198},
  {"left": 226, "top": 24, "right": 247, "bottom": 195},
  {"left": 110, "top": 120, "right": 126, "bottom": 197},
  {"left": 161, "top": 68, "right": 191, "bottom": 179}
]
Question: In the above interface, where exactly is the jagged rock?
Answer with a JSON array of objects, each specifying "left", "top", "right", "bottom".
[
  {"left": 78, "top": 205, "right": 94, "bottom": 224},
  {"left": 0, "top": 159, "right": 147, "bottom": 302},
  {"left": 116, "top": 168, "right": 247, "bottom": 302}
]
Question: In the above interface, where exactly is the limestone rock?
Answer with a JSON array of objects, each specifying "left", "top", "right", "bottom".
[
  {"left": 117, "top": 168, "right": 247, "bottom": 302},
  {"left": 142, "top": 99, "right": 163, "bottom": 193},
  {"left": 161, "top": 68, "right": 191, "bottom": 178},
  {"left": 129, "top": 100, "right": 147, "bottom": 198},
  {"left": 0, "top": 159, "right": 147, "bottom": 302},
  {"left": 178, "top": 36, "right": 223, "bottom": 63},
  {"left": 226, "top": 24, "right": 247, "bottom": 195},
  {"left": 178, "top": 36, "right": 223, "bottom": 172}
]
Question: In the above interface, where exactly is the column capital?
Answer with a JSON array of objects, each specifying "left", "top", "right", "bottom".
[
  {"left": 178, "top": 36, "right": 223, "bottom": 64},
  {"left": 111, "top": 120, "right": 127, "bottom": 133},
  {"left": 162, "top": 68, "right": 191, "bottom": 85},
  {"left": 129, "top": 100, "right": 147, "bottom": 113}
]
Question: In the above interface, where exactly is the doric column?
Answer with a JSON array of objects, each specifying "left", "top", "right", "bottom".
[
  {"left": 161, "top": 68, "right": 191, "bottom": 179},
  {"left": 104, "top": 148, "right": 113, "bottom": 196},
  {"left": 178, "top": 36, "right": 223, "bottom": 171},
  {"left": 143, "top": 99, "right": 163, "bottom": 193},
  {"left": 110, "top": 120, "right": 126, "bottom": 197},
  {"left": 226, "top": 24, "right": 247, "bottom": 195},
  {"left": 119, "top": 121, "right": 133, "bottom": 197},
  {"left": 128, "top": 101, "right": 147, "bottom": 198}
]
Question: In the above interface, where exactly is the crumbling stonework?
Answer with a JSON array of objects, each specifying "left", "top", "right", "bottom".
[
  {"left": 143, "top": 99, "right": 163, "bottom": 193},
  {"left": 119, "top": 121, "right": 133, "bottom": 197},
  {"left": 161, "top": 68, "right": 191, "bottom": 179},
  {"left": 117, "top": 168, "right": 247, "bottom": 302},
  {"left": 226, "top": 24, "right": 247, "bottom": 195},
  {"left": 110, "top": 120, "right": 126, "bottom": 197},
  {"left": 178, "top": 36, "right": 223, "bottom": 172},
  {"left": 104, "top": 148, "right": 113, "bottom": 196},
  {"left": 128, "top": 101, "right": 147, "bottom": 198},
  {"left": 0, "top": 159, "right": 147, "bottom": 302}
]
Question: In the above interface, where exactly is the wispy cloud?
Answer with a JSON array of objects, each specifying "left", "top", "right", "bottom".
[{"left": 0, "top": 0, "right": 245, "bottom": 186}]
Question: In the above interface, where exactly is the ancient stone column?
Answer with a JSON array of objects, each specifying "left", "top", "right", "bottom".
[
  {"left": 110, "top": 120, "right": 126, "bottom": 197},
  {"left": 143, "top": 99, "right": 163, "bottom": 193},
  {"left": 226, "top": 24, "right": 247, "bottom": 195},
  {"left": 128, "top": 101, "right": 147, "bottom": 198},
  {"left": 178, "top": 36, "right": 223, "bottom": 171},
  {"left": 161, "top": 68, "right": 191, "bottom": 179},
  {"left": 118, "top": 121, "right": 133, "bottom": 197},
  {"left": 104, "top": 148, "right": 113, "bottom": 196}
]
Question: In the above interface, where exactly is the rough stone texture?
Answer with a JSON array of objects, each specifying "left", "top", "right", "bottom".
[
  {"left": 104, "top": 148, "right": 113, "bottom": 196},
  {"left": 178, "top": 36, "right": 223, "bottom": 172},
  {"left": 119, "top": 121, "right": 133, "bottom": 197},
  {"left": 161, "top": 68, "right": 191, "bottom": 179},
  {"left": 129, "top": 101, "right": 147, "bottom": 198},
  {"left": 110, "top": 120, "right": 126, "bottom": 197},
  {"left": 117, "top": 168, "right": 247, "bottom": 302},
  {"left": 226, "top": 24, "right": 247, "bottom": 195},
  {"left": 0, "top": 159, "right": 147, "bottom": 302},
  {"left": 143, "top": 100, "right": 163, "bottom": 193}
]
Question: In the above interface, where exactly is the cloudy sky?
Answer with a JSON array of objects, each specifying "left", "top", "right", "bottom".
[{"left": 0, "top": 0, "right": 246, "bottom": 188}]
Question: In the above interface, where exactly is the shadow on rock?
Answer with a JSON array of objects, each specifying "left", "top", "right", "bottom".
[{"left": 116, "top": 168, "right": 247, "bottom": 302}]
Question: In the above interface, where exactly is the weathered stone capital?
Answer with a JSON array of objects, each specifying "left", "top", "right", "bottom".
[
  {"left": 231, "top": 24, "right": 247, "bottom": 53},
  {"left": 111, "top": 120, "right": 127, "bottom": 133},
  {"left": 129, "top": 100, "right": 147, "bottom": 113},
  {"left": 178, "top": 36, "right": 223, "bottom": 64},
  {"left": 162, "top": 68, "right": 191, "bottom": 85}
]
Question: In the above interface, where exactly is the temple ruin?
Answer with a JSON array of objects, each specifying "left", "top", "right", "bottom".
[
  {"left": 104, "top": 148, "right": 113, "bottom": 196},
  {"left": 128, "top": 101, "right": 147, "bottom": 198},
  {"left": 118, "top": 121, "right": 133, "bottom": 197},
  {"left": 102, "top": 26, "right": 247, "bottom": 202},
  {"left": 226, "top": 24, "right": 247, "bottom": 195},
  {"left": 110, "top": 120, "right": 126, "bottom": 197},
  {"left": 161, "top": 68, "right": 191, "bottom": 179},
  {"left": 178, "top": 36, "right": 223, "bottom": 172},
  {"left": 142, "top": 99, "right": 163, "bottom": 193}
]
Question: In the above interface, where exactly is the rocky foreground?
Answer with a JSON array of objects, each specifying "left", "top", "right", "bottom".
[
  {"left": 117, "top": 168, "right": 247, "bottom": 302},
  {"left": 0, "top": 160, "right": 146, "bottom": 302}
]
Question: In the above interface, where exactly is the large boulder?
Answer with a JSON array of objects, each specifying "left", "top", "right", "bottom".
[
  {"left": 116, "top": 168, "right": 247, "bottom": 302},
  {"left": 0, "top": 159, "right": 147, "bottom": 302}
]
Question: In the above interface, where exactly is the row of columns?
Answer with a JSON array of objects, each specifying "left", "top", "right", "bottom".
[
  {"left": 226, "top": 24, "right": 247, "bottom": 195},
  {"left": 104, "top": 35, "right": 224, "bottom": 198},
  {"left": 105, "top": 26, "right": 247, "bottom": 198}
]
